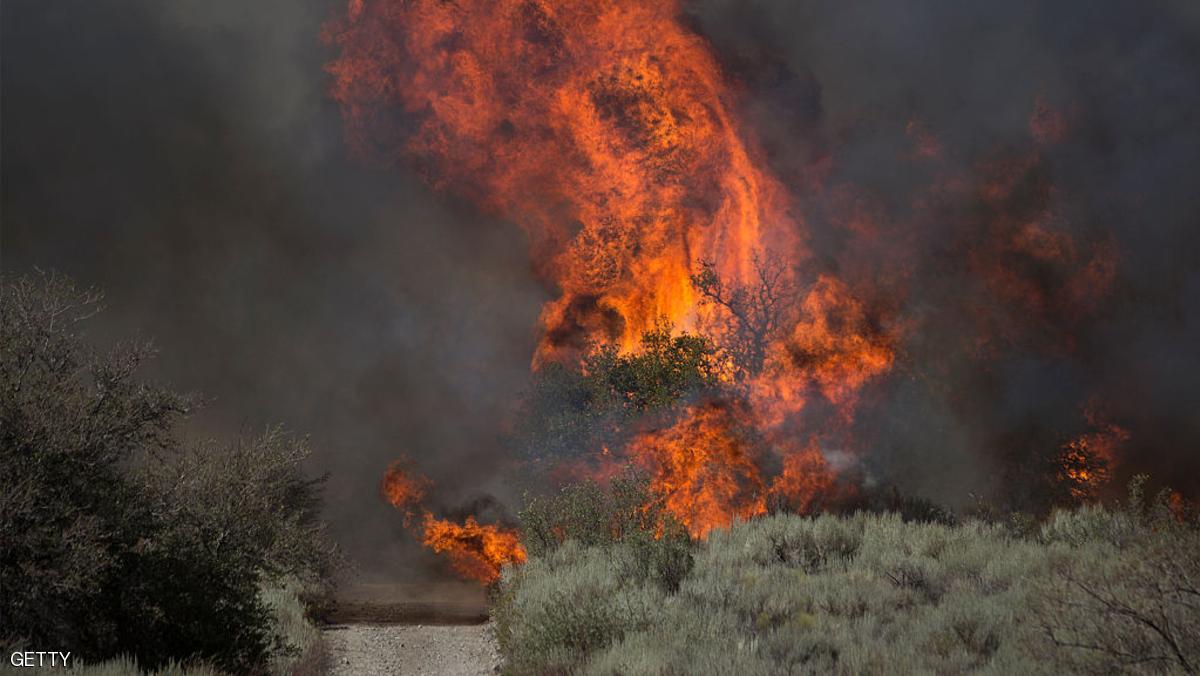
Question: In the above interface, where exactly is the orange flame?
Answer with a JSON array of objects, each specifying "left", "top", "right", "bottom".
[
  {"left": 381, "top": 458, "right": 430, "bottom": 524},
  {"left": 1057, "top": 406, "right": 1130, "bottom": 502},
  {"left": 380, "top": 461, "right": 525, "bottom": 584},
  {"left": 421, "top": 513, "right": 527, "bottom": 584},
  {"left": 325, "top": 0, "right": 803, "bottom": 363},
  {"left": 768, "top": 439, "right": 838, "bottom": 514},
  {"left": 628, "top": 401, "right": 767, "bottom": 538}
]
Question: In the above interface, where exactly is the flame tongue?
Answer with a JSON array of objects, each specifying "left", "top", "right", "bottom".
[
  {"left": 421, "top": 513, "right": 527, "bottom": 584},
  {"left": 381, "top": 460, "right": 525, "bottom": 584},
  {"left": 629, "top": 400, "right": 768, "bottom": 538}
]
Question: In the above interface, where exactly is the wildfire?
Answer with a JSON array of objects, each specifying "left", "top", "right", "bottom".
[
  {"left": 330, "top": 0, "right": 1131, "bottom": 544},
  {"left": 629, "top": 401, "right": 767, "bottom": 538},
  {"left": 1058, "top": 407, "right": 1130, "bottom": 502},
  {"left": 380, "top": 461, "right": 526, "bottom": 584},
  {"left": 326, "top": 0, "right": 891, "bottom": 533},
  {"left": 421, "top": 513, "right": 527, "bottom": 585}
]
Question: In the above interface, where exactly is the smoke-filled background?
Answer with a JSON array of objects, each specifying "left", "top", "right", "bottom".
[{"left": 4, "top": 0, "right": 1199, "bottom": 577}]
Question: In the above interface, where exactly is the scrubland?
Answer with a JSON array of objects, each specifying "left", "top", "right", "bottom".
[{"left": 494, "top": 479, "right": 1199, "bottom": 675}]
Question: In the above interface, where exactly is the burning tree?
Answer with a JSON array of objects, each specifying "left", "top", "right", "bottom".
[{"left": 691, "top": 252, "right": 799, "bottom": 380}]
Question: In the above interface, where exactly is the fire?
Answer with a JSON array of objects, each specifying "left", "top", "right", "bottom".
[
  {"left": 381, "top": 458, "right": 430, "bottom": 524},
  {"left": 324, "top": 0, "right": 802, "bottom": 363},
  {"left": 751, "top": 275, "right": 895, "bottom": 426},
  {"left": 768, "top": 440, "right": 838, "bottom": 514},
  {"left": 329, "top": 1, "right": 1131, "bottom": 541},
  {"left": 380, "top": 461, "right": 525, "bottom": 584},
  {"left": 1057, "top": 407, "right": 1130, "bottom": 502},
  {"left": 628, "top": 401, "right": 767, "bottom": 538},
  {"left": 421, "top": 513, "right": 527, "bottom": 585},
  {"left": 327, "top": 0, "right": 893, "bottom": 537}
]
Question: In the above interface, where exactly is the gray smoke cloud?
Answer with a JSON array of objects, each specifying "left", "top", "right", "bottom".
[
  {"left": 688, "top": 0, "right": 1200, "bottom": 503},
  {"left": 4, "top": 0, "right": 1199, "bottom": 581},
  {"left": 1, "top": 0, "right": 545, "bottom": 577}
]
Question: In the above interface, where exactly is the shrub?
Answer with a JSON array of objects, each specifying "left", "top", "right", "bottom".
[
  {"left": 496, "top": 494, "right": 1197, "bottom": 675},
  {"left": 1, "top": 272, "right": 190, "bottom": 657},
  {"left": 0, "top": 273, "right": 338, "bottom": 672},
  {"left": 493, "top": 542, "right": 669, "bottom": 675},
  {"left": 1031, "top": 530, "right": 1200, "bottom": 673},
  {"left": 510, "top": 323, "right": 722, "bottom": 467},
  {"left": 518, "top": 473, "right": 693, "bottom": 592}
]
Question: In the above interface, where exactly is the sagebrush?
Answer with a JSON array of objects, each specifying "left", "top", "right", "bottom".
[{"left": 495, "top": 481, "right": 1199, "bottom": 675}]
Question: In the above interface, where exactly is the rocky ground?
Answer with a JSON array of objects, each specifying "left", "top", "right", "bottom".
[{"left": 323, "top": 622, "right": 501, "bottom": 676}]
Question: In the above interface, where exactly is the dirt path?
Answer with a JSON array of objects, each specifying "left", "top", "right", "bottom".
[{"left": 323, "top": 622, "right": 501, "bottom": 675}]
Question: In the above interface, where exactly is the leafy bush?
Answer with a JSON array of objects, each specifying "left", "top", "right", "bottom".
[
  {"left": 493, "top": 542, "right": 670, "bottom": 675},
  {"left": 0, "top": 273, "right": 337, "bottom": 672},
  {"left": 511, "top": 323, "right": 722, "bottom": 466}
]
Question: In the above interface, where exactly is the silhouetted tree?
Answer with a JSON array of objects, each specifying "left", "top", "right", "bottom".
[{"left": 691, "top": 252, "right": 798, "bottom": 379}]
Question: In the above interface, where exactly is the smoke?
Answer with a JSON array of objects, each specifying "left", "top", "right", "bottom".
[
  {"left": 1, "top": 0, "right": 545, "bottom": 577},
  {"left": 4, "top": 0, "right": 1199, "bottom": 583},
  {"left": 687, "top": 0, "right": 1200, "bottom": 501}
]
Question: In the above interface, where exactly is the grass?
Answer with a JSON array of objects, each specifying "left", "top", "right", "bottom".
[
  {"left": 494, "top": 494, "right": 1199, "bottom": 675},
  {"left": 262, "top": 579, "right": 327, "bottom": 676}
]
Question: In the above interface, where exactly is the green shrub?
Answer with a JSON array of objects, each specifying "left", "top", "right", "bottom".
[
  {"left": 493, "top": 542, "right": 669, "bottom": 675},
  {"left": 496, "top": 489, "right": 1197, "bottom": 675},
  {"left": 511, "top": 322, "right": 722, "bottom": 468},
  {"left": 261, "top": 580, "right": 326, "bottom": 676},
  {"left": 0, "top": 273, "right": 337, "bottom": 672},
  {"left": 518, "top": 473, "right": 693, "bottom": 592}
]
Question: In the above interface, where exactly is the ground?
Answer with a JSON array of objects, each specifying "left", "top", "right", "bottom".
[
  {"left": 323, "top": 623, "right": 500, "bottom": 676},
  {"left": 322, "top": 579, "right": 499, "bottom": 675}
]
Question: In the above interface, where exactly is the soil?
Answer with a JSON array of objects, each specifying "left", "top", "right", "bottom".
[
  {"left": 321, "top": 579, "right": 501, "bottom": 675},
  {"left": 323, "top": 622, "right": 501, "bottom": 676}
]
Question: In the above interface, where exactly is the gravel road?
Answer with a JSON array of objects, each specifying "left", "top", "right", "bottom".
[{"left": 323, "top": 622, "right": 502, "bottom": 676}]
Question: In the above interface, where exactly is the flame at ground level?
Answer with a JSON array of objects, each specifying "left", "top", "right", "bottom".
[
  {"left": 381, "top": 463, "right": 526, "bottom": 584},
  {"left": 421, "top": 513, "right": 527, "bottom": 584}
]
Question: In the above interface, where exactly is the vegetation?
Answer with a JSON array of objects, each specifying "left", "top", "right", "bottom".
[
  {"left": 494, "top": 477, "right": 1199, "bottom": 675},
  {"left": 512, "top": 322, "right": 721, "bottom": 467},
  {"left": 691, "top": 252, "right": 797, "bottom": 379},
  {"left": 0, "top": 273, "right": 337, "bottom": 673}
]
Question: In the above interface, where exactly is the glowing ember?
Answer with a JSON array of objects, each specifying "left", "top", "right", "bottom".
[{"left": 1057, "top": 409, "right": 1130, "bottom": 501}]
